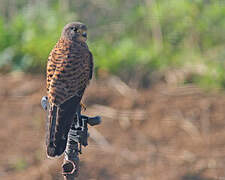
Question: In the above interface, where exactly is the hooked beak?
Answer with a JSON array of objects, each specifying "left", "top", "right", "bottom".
[{"left": 82, "top": 32, "right": 87, "bottom": 38}]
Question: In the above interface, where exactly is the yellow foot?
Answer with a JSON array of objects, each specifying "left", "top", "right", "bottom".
[{"left": 80, "top": 102, "right": 87, "bottom": 111}]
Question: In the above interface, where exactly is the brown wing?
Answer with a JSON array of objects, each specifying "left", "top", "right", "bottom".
[
  {"left": 46, "top": 50, "right": 56, "bottom": 93},
  {"left": 47, "top": 38, "right": 92, "bottom": 106}
]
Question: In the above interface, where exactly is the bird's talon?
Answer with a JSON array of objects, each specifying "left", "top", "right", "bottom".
[{"left": 80, "top": 102, "right": 87, "bottom": 111}]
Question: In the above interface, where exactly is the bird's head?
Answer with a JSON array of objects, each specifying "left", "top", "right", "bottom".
[{"left": 61, "top": 22, "right": 88, "bottom": 43}]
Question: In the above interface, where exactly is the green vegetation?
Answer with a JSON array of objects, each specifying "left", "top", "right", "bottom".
[
  {"left": 0, "top": 0, "right": 225, "bottom": 89},
  {"left": 9, "top": 158, "right": 28, "bottom": 171}
]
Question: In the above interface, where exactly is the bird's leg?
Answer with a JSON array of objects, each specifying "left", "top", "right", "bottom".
[{"left": 80, "top": 101, "right": 86, "bottom": 111}]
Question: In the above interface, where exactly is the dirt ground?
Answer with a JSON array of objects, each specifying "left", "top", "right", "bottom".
[{"left": 0, "top": 73, "right": 225, "bottom": 180}]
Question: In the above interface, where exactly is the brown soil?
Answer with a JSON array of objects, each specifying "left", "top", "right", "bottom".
[{"left": 0, "top": 73, "right": 225, "bottom": 180}]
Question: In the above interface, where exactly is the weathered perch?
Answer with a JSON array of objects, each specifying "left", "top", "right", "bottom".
[{"left": 62, "top": 114, "right": 101, "bottom": 180}]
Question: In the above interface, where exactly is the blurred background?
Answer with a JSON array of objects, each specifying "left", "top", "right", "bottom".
[{"left": 0, "top": 0, "right": 225, "bottom": 179}]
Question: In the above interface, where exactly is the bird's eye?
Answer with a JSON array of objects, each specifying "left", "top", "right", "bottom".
[{"left": 71, "top": 27, "right": 78, "bottom": 32}]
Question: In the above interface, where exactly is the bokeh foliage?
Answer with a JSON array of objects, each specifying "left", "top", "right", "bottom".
[{"left": 0, "top": 0, "right": 225, "bottom": 89}]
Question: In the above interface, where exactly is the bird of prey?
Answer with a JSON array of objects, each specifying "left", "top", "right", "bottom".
[{"left": 46, "top": 22, "right": 93, "bottom": 158}]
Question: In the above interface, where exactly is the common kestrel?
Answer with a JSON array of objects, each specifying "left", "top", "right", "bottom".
[{"left": 46, "top": 22, "right": 93, "bottom": 158}]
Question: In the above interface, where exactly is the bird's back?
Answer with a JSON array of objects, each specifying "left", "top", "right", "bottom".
[
  {"left": 46, "top": 38, "right": 93, "bottom": 157},
  {"left": 47, "top": 38, "right": 92, "bottom": 105}
]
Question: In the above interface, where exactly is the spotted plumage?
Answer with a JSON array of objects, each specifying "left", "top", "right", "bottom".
[{"left": 46, "top": 22, "right": 93, "bottom": 158}]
